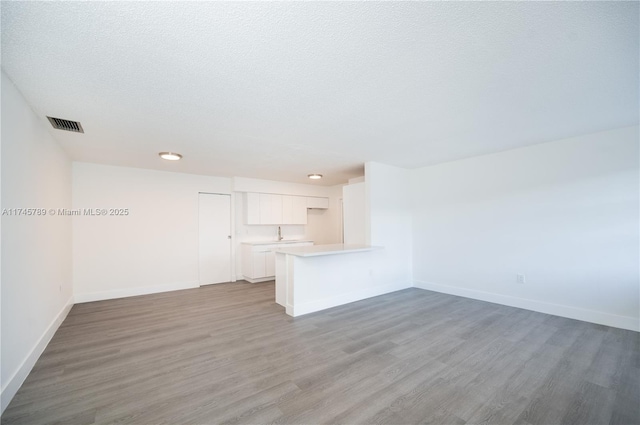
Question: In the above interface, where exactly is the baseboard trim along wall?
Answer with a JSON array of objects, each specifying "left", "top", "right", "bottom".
[
  {"left": 1, "top": 295, "right": 75, "bottom": 414},
  {"left": 286, "top": 281, "right": 412, "bottom": 317},
  {"left": 413, "top": 280, "right": 639, "bottom": 332},
  {"left": 74, "top": 281, "right": 200, "bottom": 303}
]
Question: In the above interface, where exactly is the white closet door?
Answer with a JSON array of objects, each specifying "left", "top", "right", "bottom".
[{"left": 198, "top": 193, "right": 232, "bottom": 285}]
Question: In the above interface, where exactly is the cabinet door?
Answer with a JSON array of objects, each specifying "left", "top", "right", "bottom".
[
  {"left": 252, "top": 251, "right": 267, "bottom": 278},
  {"left": 270, "top": 194, "right": 283, "bottom": 224},
  {"left": 259, "top": 193, "right": 271, "bottom": 224},
  {"left": 259, "top": 194, "right": 284, "bottom": 224},
  {"left": 245, "top": 193, "right": 260, "bottom": 224},
  {"left": 292, "top": 196, "right": 308, "bottom": 224},
  {"left": 307, "top": 197, "right": 329, "bottom": 209},
  {"left": 241, "top": 244, "right": 253, "bottom": 278},
  {"left": 281, "top": 195, "right": 294, "bottom": 224},
  {"left": 265, "top": 251, "right": 276, "bottom": 277}
]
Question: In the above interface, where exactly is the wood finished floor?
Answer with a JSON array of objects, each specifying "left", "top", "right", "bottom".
[{"left": 2, "top": 282, "right": 639, "bottom": 425}]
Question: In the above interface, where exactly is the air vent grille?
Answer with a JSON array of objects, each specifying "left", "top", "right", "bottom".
[{"left": 47, "top": 116, "right": 84, "bottom": 133}]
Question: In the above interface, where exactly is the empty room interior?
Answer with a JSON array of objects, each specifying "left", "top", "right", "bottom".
[{"left": 1, "top": 2, "right": 639, "bottom": 425}]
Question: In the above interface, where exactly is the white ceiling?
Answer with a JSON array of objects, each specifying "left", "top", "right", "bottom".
[{"left": 2, "top": 2, "right": 638, "bottom": 186}]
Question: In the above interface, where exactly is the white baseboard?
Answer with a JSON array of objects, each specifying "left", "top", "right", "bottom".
[
  {"left": 1, "top": 295, "right": 74, "bottom": 414},
  {"left": 413, "top": 280, "right": 639, "bottom": 332},
  {"left": 242, "top": 276, "right": 275, "bottom": 284},
  {"left": 74, "top": 281, "right": 200, "bottom": 303},
  {"left": 287, "top": 281, "right": 412, "bottom": 317}
]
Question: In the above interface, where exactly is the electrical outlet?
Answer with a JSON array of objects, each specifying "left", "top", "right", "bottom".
[{"left": 516, "top": 274, "right": 526, "bottom": 284}]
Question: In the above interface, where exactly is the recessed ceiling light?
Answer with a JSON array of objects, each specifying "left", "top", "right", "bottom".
[
  {"left": 308, "top": 174, "right": 323, "bottom": 180},
  {"left": 159, "top": 152, "right": 182, "bottom": 161}
]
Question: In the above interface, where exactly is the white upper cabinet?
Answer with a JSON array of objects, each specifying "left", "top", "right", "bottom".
[
  {"left": 259, "top": 193, "right": 283, "bottom": 224},
  {"left": 244, "top": 192, "right": 261, "bottom": 224},
  {"left": 307, "top": 197, "right": 329, "bottom": 209},
  {"left": 292, "top": 196, "right": 308, "bottom": 224},
  {"left": 259, "top": 193, "right": 271, "bottom": 224},
  {"left": 243, "top": 192, "right": 327, "bottom": 224},
  {"left": 282, "top": 195, "right": 308, "bottom": 225},
  {"left": 270, "top": 194, "right": 283, "bottom": 224},
  {"left": 282, "top": 195, "right": 294, "bottom": 224}
]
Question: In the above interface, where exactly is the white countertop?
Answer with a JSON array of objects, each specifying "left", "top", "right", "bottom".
[
  {"left": 273, "top": 244, "right": 381, "bottom": 257},
  {"left": 241, "top": 240, "right": 313, "bottom": 246}
]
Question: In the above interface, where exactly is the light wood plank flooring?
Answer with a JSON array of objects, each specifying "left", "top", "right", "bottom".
[{"left": 2, "top": 282, "right": 639, "bottom": 425}]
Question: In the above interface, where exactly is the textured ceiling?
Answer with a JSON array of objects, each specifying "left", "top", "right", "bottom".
[{"left": 2, "top": 2, "right": 638, "bottom": 185}]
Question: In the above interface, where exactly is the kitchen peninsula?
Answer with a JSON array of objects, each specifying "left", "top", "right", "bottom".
[
  {"left": 241, "top": 240, "right": 313, "bottom": 283},
  {"left": 274, "top": 244, "right": 384, "bottom": 317}
]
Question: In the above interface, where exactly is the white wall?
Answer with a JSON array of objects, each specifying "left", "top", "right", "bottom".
[
  {"left": 412, "top": 126, "right": 640, "bottom": 331},
  {"left": 72, "top": 163, "right": 231, "bottom": 301},
  {"left": 1, "top": 71, "right": 73, "bottom": 412},
  {"left": 365, "top": 162, "right": 413, "bottom": 287}
]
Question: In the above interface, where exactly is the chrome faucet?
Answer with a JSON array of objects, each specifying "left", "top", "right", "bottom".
[{"left": 277, "top": 226, "right": 283, "bottom": 241}]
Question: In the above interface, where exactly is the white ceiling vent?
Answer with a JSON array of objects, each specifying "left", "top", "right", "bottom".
[{"left": 47, "top": 116, "right": 84, "bottom": 133}]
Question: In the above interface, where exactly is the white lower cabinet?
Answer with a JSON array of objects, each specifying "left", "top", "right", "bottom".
[
  {"left": 265, "top": 251, "right": 276, "bottom": 277},
  {"left": 251, "top": 252, "right": 266, "bottom": 278},
  {"left": 242, "top": 241, "right": 312, "bottom": 282}
]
